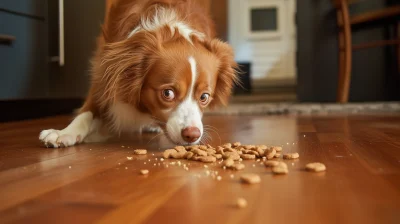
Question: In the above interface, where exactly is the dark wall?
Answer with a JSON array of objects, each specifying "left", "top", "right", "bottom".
[
  {"left": 297, "top": 0, "right": 400, "bottom": 102},
  {"left": 48, "top": 0, "right": 105, "bottom": 98}
]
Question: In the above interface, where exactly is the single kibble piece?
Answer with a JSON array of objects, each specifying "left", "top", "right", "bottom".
[
  {"left": 192, "top": 149, "right": 208, "bottom": 157},
  {"left": 274, "top": 153, "right": 281, "bottom": 158},
  {"left": 199, "top": 145, "right": 208, "bottom": 150},
  {"left": 223, "top": 158, "right": 235, "bottom": 167},
  {"left": 256, "top": 145, "right": 268, "bottom": 150},
  {"left": 236, "top": 198, "right": 247, "bottom": 208},
  {"left": 306, "top": 162, "right": 326, "bottom": 172},
  {"left": 200, "top": 156, "right": 217, "bottom": 163},
  {"left": 127, "top": 157, "right": 133, "bottom": 160},
  {"left": 223, "top": 152, "right": 240, "bottom": 161},
  {"left": 134, "top": 149, "right": 147, "bottom": 155},
  {"left": 283, "top": 152, "right": 299, "bottom": 160},
  {"left": 233, "top": 163, "right": 245, "bottom": 170},
  {"left": 174, "top": 146, "right": 187, "bottom": 153},
  {"left": 171, "top": 151, "right": 186, "bottom": 159},
  {"left": 255, "top": 147, "right": 265, "bottom": 156},
  {"left": 272, "top": 163, "right": 288, "bottom": 174},
  {"left": 223, "top": 143, "right": 232, "bottom": 148},
  {"left": 264, "top": 160, "right": 280, "bottom": 167},
  {"left": 163, "top": 149, "right": 176, "bottom": 159},
  {"left": 265, "top": 148, "right": 276, "bottom": 160},
  {"left": 184, "top": 152, "right": 194, "bottom": 160},
  {"left": 140, "top": 169, "right": 149, "bottom": 175},
  {"left": 213, "top": 153, "right": 223, "bottom": 159},
  {"left": 241, "top": 154, "right": 256, "bottom": 160},
  {"left": 240, "top": 173, "right": 261, "bottom": 184},
  {"left": 272, "top": 146, "right": 282, "bottom": 152},
  {"left": 232, "top": 142, "right": 241, "bottom": 147}
]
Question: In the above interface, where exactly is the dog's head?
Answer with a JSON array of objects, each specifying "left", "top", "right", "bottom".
[{"left": 101, "top": 24, "right": 237, "bottom": 145}]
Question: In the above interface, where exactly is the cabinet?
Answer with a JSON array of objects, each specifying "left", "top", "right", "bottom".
[{"left": 0, "top": 1, "right": 48, "bottom": 100}]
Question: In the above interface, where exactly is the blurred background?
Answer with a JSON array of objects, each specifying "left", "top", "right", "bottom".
[{"left": 1, "top": 0, "right": 400, "bottom": 122}]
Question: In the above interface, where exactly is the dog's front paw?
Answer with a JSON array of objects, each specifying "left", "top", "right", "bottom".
[{"left": 39, "top": 129, "right": 81, "bottom": 148}]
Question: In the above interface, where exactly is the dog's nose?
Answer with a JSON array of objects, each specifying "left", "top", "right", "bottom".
[{"left": 181, "top": 127, "right": 201, "bottom": 143}]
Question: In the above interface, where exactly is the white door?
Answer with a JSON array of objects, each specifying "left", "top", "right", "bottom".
[{"left": 228, "top": 0, "right": 297, "bottom": 89}]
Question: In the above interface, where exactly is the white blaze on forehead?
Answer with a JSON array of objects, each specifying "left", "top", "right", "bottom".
[
  {"left": 166, "top": 56, "right": 203, "bottom": 144},
  {"left": 188, "top": 56, "right": 197, "bottom": 95}
]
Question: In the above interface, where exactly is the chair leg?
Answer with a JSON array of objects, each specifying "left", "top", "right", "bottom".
[{"left": 336, "top": 0, "right": 352, "bottom": 103}]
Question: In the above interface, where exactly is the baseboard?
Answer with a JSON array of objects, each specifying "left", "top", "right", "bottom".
[{"left": 0, "top": 98, "right": 84, "bottom": 122}]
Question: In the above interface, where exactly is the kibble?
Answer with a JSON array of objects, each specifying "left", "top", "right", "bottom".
[
  {"left": 241, "top": 154, "right": 256, "bottom": 160},
  {"left": 140, "top": 169, "right": 149, "bottom": 175},
  {"left": 265, "top": 147, "right": 276, "bottom": 160},
  {"left": 272, "top": 146, "right": 282, "bottom": 152},
  {"left": 134, "top": 149, "right": 147, "bottom": 155},
  {"left": 236, "top": 198, "right": 247, "bottom": 208},
  {"left": 272, "top": 162, "right": 288, "bottom": 174},
  {"left": 283, "top": 152, "right": 299, "bottom": 159},
  {"left": 233, "top": 163, "right": 245, "bottom": 170},
  {"left": 223, "top": 158, "right": 235, "bottom": 167},
  {"left": 305, "top": 162, "right": 326, "bottom": 172},
  {"left": 240, "top": 173, "right": 261, "bottom": 184}
]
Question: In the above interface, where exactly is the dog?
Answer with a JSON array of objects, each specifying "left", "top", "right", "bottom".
[{"left": 39, "top": 0, "right": 238, "bottom": 147}]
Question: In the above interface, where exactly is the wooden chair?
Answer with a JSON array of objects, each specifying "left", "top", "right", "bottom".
[{"left": 333, "top": 0, "right": 400, "bottom": 103}]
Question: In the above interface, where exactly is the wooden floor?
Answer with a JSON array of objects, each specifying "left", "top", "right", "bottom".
[{"left": 1, "top": 114, "right": 400, "bottom": 224}]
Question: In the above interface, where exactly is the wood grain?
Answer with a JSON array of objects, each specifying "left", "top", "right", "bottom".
[{"left": 0, "top": 114, "right": 400, "bottom": 223}]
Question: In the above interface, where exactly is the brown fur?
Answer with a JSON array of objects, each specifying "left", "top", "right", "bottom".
[{"left": 80, "top": 0, "right": 238, "bottom": 128}]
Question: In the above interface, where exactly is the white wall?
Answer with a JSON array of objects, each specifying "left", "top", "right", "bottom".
[{"left": 228, "top": 0, "right": 297, "bottom": 87}]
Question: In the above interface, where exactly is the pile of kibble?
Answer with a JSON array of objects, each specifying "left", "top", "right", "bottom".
[{"left": 136, "top": 142, "right": 326, "bottom": 209}]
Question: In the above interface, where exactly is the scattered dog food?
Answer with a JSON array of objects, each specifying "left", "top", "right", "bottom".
[
  {"left": 240, "top": 173, "right": 261, "bottom": 184},
  {"left": 127, "top": 157, "right": 133, "bottom": 160},
  {"left": 134, "top": 149, "right": 147, "bottom": 155},
  {"left": 306, "top": 162, "right": 326, "bottom": 172},
  {"left": 236, "top": 198, "right": 247, "bottom": 208},
  {"left": 140, "top": 169, "right": 149, "bottom": 175},
  {"left": 283, "top": 152, "right": 299, "bottom": 160}
]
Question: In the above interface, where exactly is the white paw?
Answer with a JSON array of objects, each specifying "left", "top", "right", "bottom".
[
  {"left": 142, "top": 125, "right": 162, "bottom": 133},
  {"left": 39, "top": 129, "right": 82, "bottom": 148}
]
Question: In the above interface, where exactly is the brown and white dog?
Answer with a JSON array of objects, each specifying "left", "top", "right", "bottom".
[{"left": 39, "top": 0, "right": 237, "bottom": 147}]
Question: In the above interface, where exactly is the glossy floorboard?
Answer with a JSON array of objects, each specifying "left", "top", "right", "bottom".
[{"left": 0, "top": 114, "right": 400, "bottom": 224}]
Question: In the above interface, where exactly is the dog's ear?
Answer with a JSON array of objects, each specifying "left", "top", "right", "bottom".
[
  {"left": 100, "top": 31, "right": 160, "bottom": 107},
  {"left": 204, "top": 39, "right": 239, "bottom": 108}
]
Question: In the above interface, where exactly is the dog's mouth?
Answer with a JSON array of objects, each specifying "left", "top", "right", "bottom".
[{"left": 155, "top": 122, "right": 202, "bottom": 146}]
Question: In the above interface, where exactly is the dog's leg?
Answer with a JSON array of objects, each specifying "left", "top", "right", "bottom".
[{"left": 39, "top": 111, "right": 94, "bottom": 148}]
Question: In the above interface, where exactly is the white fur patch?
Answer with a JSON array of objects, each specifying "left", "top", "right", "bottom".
[
  {"left": 166, "top": 56, "right": 203, "bottom": 144},
  {"left": 39, "top": 112, "right": 94, "bottom": 148},
  {"left": 127, "top": 7, "right": 205, "bottom": 44}
]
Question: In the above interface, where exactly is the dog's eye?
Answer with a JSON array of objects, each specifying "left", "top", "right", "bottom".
[
  {"left": 162, "top": 89, "right": 175, "bottom": 101},
  {"left": 199, "top": 93, "right": 210, "bottom": 105}
]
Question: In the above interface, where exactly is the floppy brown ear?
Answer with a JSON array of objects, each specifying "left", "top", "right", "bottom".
[
  {"left": 204, "top": 39, "right": 239, "bottom": 108},
  {"left": 98, "top": 31, "right": 160, "bottom": 107}
]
